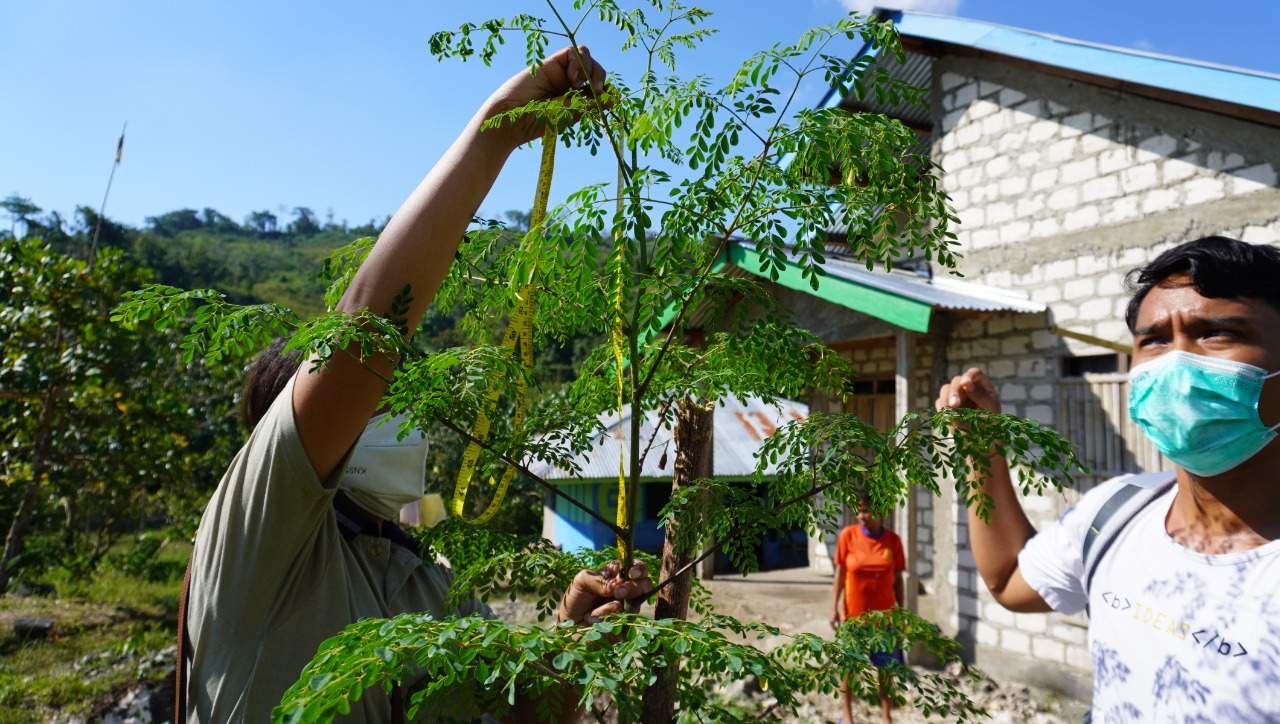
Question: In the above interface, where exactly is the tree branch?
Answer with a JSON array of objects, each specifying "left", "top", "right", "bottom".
[
  {"left": 430, "top": 412, "right": 624, "bottom": 537},
  {"left": 313, "top": 328, "right": 626, "bottom": 538},
  {"left": 652, "top": 478, "right": 838, "bottom": 594}
]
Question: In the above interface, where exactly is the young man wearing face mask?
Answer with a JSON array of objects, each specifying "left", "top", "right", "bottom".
[
  {"left": 179, "top": 46, "right": 653, "bottom": 723},
  {"left": 936, "top": 236, "right": 1280, "bottom": 722}
]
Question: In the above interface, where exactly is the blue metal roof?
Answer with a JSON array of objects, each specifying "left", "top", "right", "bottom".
[{"left": 876, "top": 8, "right": 1280, "bottom": 118}]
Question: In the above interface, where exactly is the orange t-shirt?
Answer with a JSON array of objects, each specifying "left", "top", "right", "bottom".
[{"left": 836, "top": 524, "right": 905, "bottom": 618}]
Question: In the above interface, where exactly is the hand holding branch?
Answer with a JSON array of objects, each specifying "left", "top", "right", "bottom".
[{"left": 557, "top": 560, "right": 653, "bottom": 626}]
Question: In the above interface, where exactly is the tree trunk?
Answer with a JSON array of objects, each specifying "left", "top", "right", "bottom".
[
  {"left": 0, "top": 476, "right": 43, "bottom": 594},
  {"left": 61, "top": 496, "right": 76, "bottom": 551},
  {"left": 642, "top": 398, "right": 713, "bottom": 724},
  {"left": 0, "top": 387, "right": 57, "bottom": 595}
]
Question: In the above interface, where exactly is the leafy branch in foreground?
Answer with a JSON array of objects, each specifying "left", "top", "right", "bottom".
[
  {"left": 833, "top": 608, "right": 985, "bottom": 721},
  {"left": 416, "top": 525, "right": 712, "bottom": 623},
  {"left": 332, "top": 405, "right": 1079, "bottom": 722},
  {"left": 657, "top": 408, "right": 1088, "bottom": 580},
  {"left": 111, "top": 285, "right": 297, "bottom": 364},
  {"left": 275, "top": 608, "right": 985, "bottom": 724}
]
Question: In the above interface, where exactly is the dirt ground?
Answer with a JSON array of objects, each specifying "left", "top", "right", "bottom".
[{"left": 694, "top": 567, "right": 1089, "bottom": 724}]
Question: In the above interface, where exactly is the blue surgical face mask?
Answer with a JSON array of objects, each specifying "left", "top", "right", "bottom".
[{"left": 1128, "top": 351, "right": 1280, "bottom": 477}]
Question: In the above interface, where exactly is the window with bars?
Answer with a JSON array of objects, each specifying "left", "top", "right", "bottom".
[{"left": 1057, "top": 358, "right": 1171, "bottom": 489}]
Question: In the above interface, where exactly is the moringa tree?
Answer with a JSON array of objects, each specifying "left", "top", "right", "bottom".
[{"left": 115, "top": 2, "right": 1085, "bottom": 721}]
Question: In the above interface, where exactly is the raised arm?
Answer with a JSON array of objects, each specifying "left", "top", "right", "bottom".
[
  {"left": 936, "top": 368, "right": 1050, "bottom": 613},
  {"left": 293, "top": 46, "right": 607, "bottom": 482}
]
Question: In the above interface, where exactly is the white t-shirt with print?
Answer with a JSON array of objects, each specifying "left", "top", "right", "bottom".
[{"left": 1019, "top": 472, "right": 1280, "bottom": 723}]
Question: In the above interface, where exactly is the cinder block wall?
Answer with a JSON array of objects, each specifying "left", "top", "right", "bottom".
[
  {"left": 926, "top": 54, "right": 1280, "bottom": 697},
  {"left": 934, "top": 55, "right": 1280, "bottom": 350}
]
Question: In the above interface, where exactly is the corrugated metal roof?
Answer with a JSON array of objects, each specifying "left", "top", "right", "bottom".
[
  {"left": 529, "top": 396, "right": 808, "bottom": 482},
  {"left": 891, "top": 10, "right": 1280, "bottom": 113},
  {"left": 833, "top": 50, "right": 935, "bottom": 130},
  {"left": 824, "top": 9, "right": 1280, "bottom": 127},
  {"left": 819, "top": 252, "right": 1045, "bottom": 314}
]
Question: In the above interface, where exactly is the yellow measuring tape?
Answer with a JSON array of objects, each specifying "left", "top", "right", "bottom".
[
  {"left": 451, "top": 129, "right": 556, "bottom": 524},
  {"left": 611, "top": 167, "right": 628, "bottom": 551}
]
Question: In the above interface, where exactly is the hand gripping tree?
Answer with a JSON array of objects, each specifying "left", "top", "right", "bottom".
[{"left": 115, "top": 2, "right": 1084, "bottom": 721}]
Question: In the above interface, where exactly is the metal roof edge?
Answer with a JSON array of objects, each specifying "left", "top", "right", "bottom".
[
  {"left": 726, "top": 240, "right": 1044, "bottom": 318},
  {"left": 875, "top": 8, "right": 1280, "bottom": 117},
  {"left": 818, "top": 256, "right": 1045, "bottom": 314},
  {"left": 926, "top": 272, "right": 1047, "bottom": 312}
]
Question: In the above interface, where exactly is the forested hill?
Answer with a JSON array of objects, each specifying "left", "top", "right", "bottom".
[
  {"left": 2, "top": 193, "right": 589, "bottom": 384},
  {"left": 2, "top": 193, "right": 594, "bottom": 544},
  {"left": 2, "top": 195, "right": 387, "bottom": 320}
]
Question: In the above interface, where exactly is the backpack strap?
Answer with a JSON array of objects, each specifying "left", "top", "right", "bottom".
[
  {"left": 175, "top": 544, "right": 194, "bottom": 724},
  {"left": 1082, "top": 473, "right": 1177, "bottom": 598},
  {"left": 331, "top": 491, "right": 414, "bottom": 724},
  {"left": 332, "top": 491, "right": 418, "bottom": 552}
]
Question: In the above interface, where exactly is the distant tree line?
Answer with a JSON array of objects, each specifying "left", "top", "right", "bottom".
[
  {"left": 1, "top": 193, "right": 389, "bottom": 320},
  {"left": 145, "top": 205, "right": 387, "bottom": 240}
]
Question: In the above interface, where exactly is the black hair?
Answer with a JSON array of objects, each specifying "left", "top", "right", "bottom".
[
  {"left": 240, "top": 337, "right": 302, "bottom": 430},
  {"left": 1124, "top": 236, "right": 1280, "bottom": 332}
]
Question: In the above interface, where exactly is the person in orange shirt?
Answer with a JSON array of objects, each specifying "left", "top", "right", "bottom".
[{"left": 830, "top": 497, "right": 906, "bottom": 724}]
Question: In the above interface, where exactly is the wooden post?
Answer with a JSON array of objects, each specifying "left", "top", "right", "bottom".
[
  {"left": 893, "top": 331, "right": 919, "bottom": 622},
  {"left": 699, "top": 537, "right": 716, "bottom": 580}
]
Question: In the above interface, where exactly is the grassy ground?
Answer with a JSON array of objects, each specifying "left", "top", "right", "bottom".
[{"left": 0, "top": 544, "right": 188, "bottom": 723}]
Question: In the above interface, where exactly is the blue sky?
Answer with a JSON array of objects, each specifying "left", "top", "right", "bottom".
[{"left": 2, "top": 0, "right": 1278, "bottom": 231}]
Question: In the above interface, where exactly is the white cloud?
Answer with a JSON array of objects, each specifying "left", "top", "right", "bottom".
[
  {"left": 837, "top": 0, "right": 963, "bottom": 15},
  {"left": 1129, "top": 38, "right": 1158, "bottom": 52}
]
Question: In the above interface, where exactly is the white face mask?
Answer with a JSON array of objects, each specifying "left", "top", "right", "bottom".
[{"left": 339, "top": 413, "right": 429, "bottom": 520}]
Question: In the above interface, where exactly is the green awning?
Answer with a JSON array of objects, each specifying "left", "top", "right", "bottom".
[{"left": 727, "top": 244, "right": 933, "bottom": 333}]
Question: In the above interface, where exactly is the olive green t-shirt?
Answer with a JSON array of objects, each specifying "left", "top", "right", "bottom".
[{"left": 185, "top": 376, "right": 490, "bottom": 722}]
